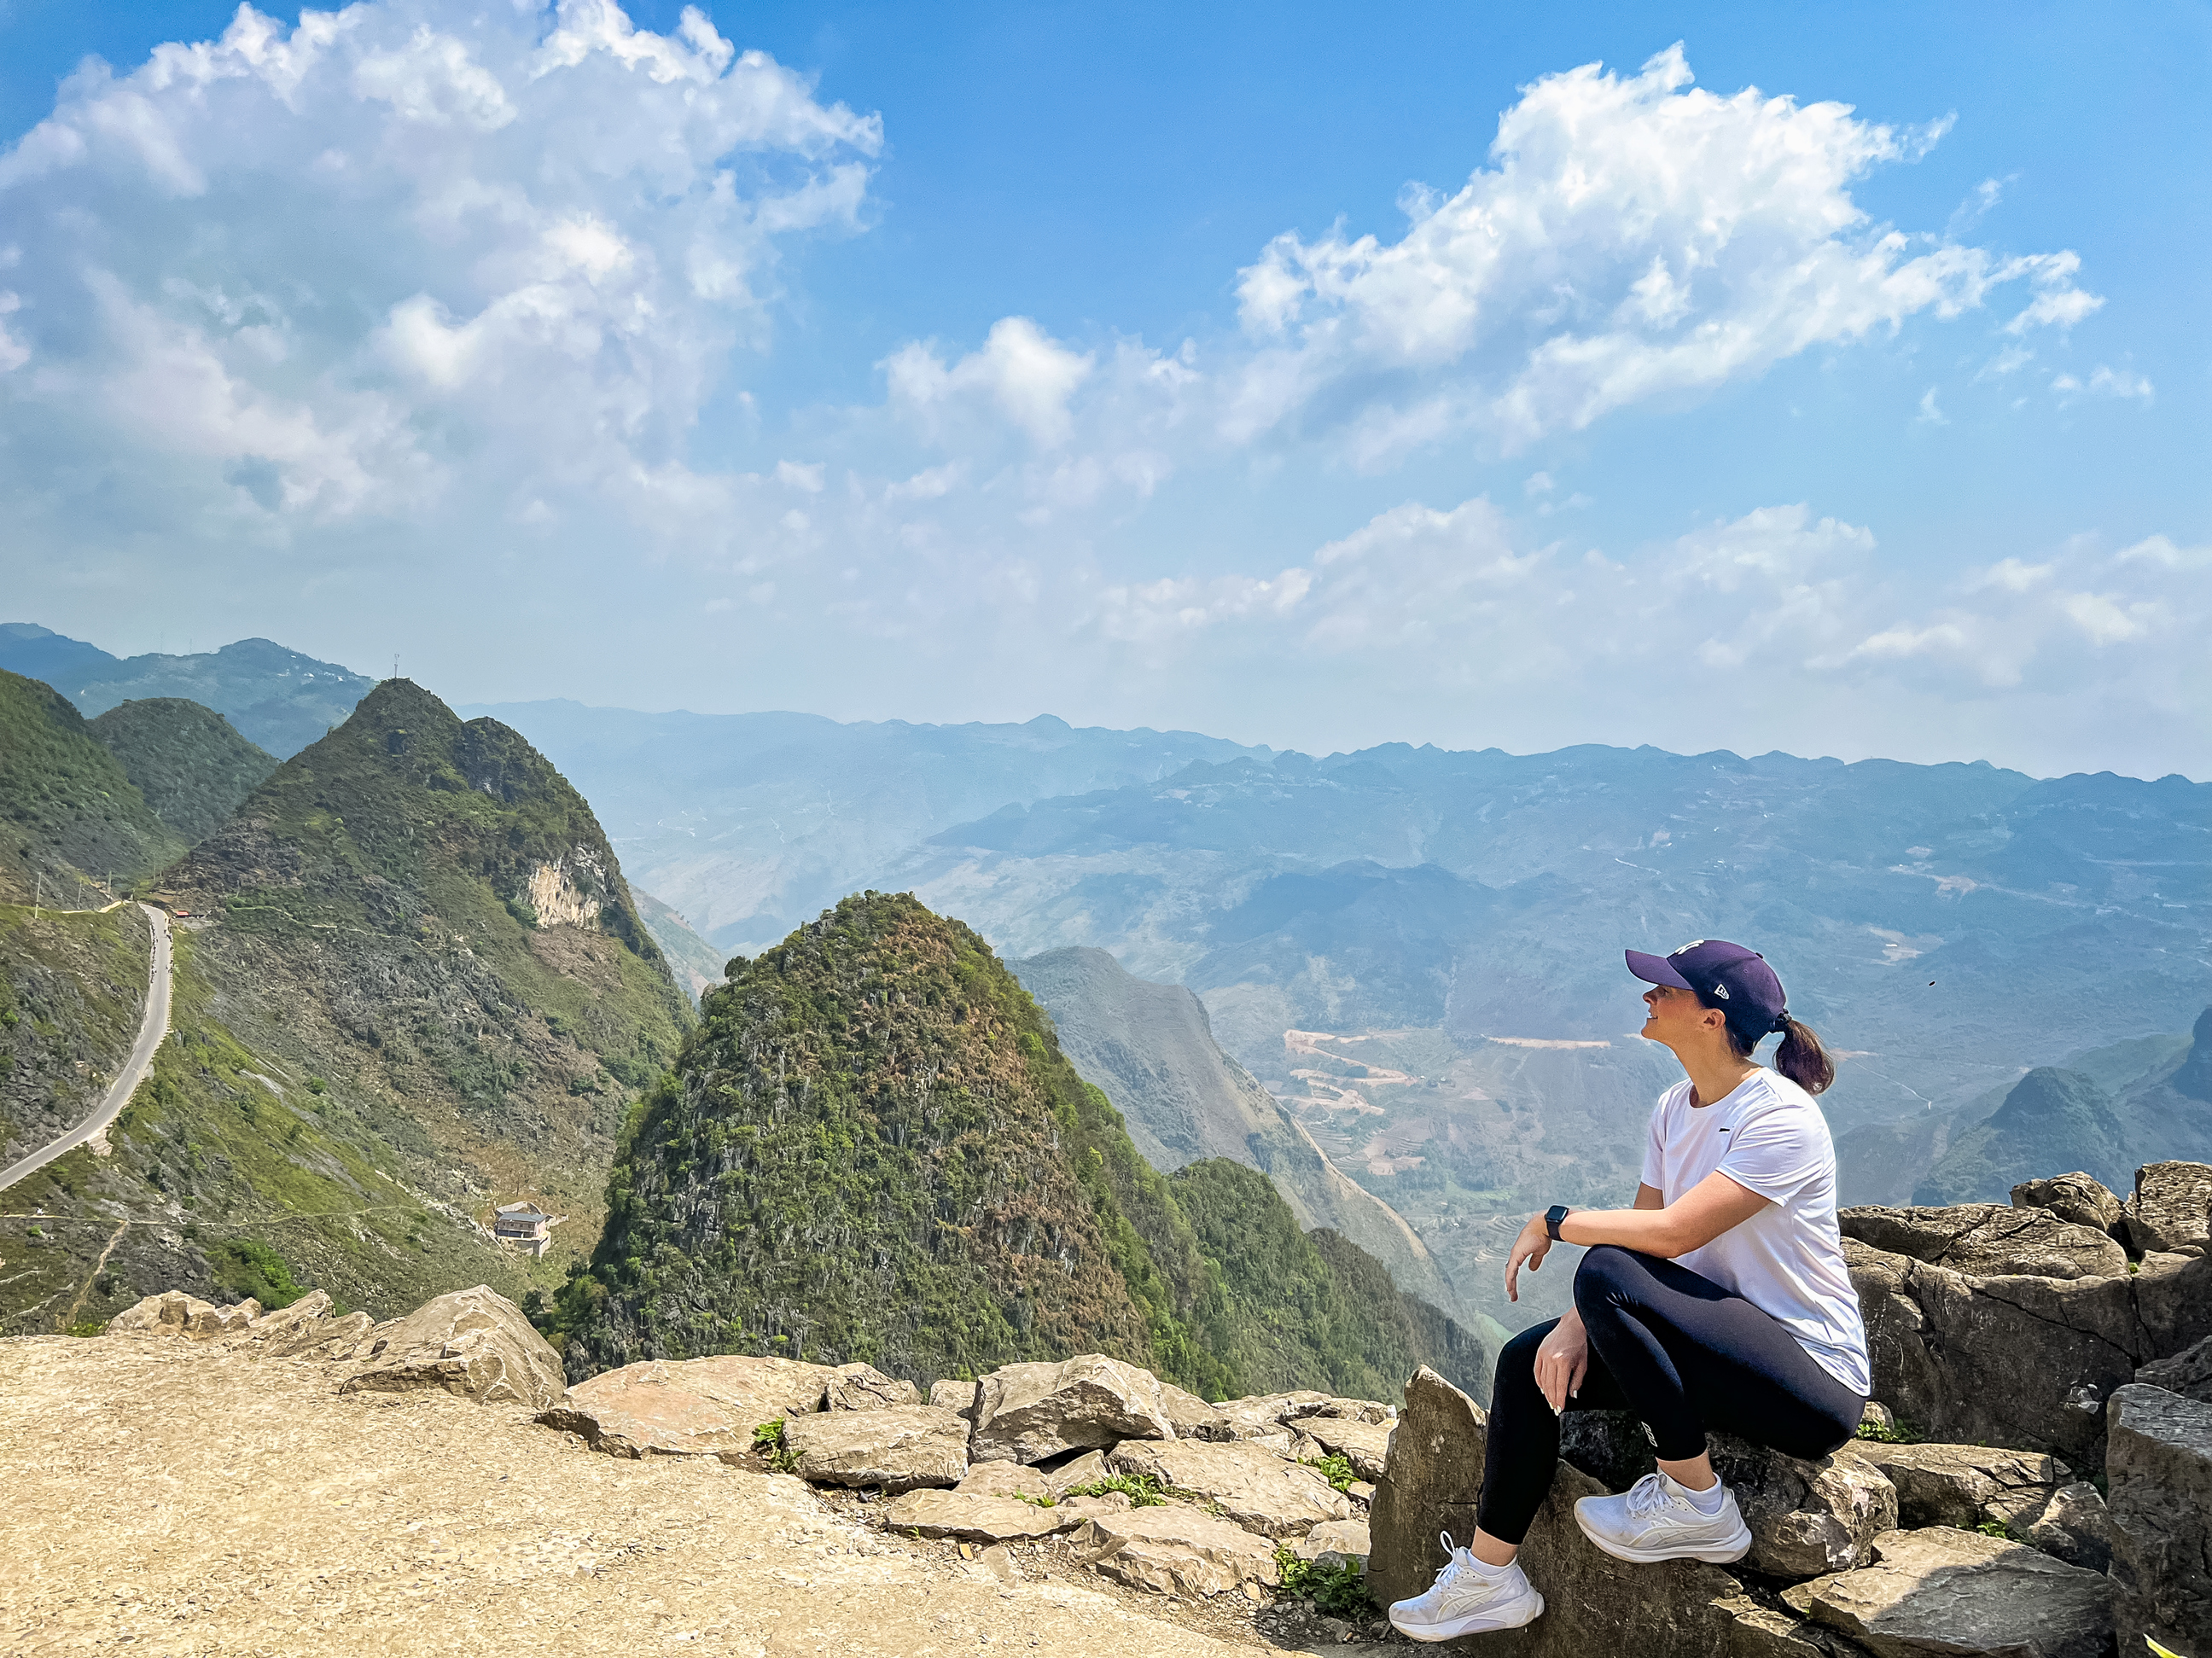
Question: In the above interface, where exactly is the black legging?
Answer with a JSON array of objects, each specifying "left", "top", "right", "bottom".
[{"left": 1476, "top": 1245, "right": 1864, "bottom": 1545}]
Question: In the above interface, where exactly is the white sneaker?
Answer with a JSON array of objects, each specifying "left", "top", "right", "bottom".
[
  {"left": 1386, "top": 1531, "right": 1545, "bottom": 1642},
  {"left": 1573, "top": 1472, "right": 1752, "bottom": 1564}
]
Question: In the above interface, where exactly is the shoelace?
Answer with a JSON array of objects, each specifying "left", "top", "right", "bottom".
[
  {"left": 1623, "top": 1473, "right": 1675, "bottom": 1520},
  {"left": 1429, "top": 1530, "right": 1487, "bottom": 1594}
]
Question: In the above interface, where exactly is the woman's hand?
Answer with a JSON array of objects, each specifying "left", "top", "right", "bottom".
[
  {"left": 1534, "top": 1311, "right": 1589, "bottom": 1413},
  {"left": 1505, "top": 1211, "right": 1553, "bottom": 1303}
]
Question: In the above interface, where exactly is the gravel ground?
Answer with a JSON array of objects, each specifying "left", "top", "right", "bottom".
[{"left": 0, "top": 1334, "right": 1401, "bottom": 1656}]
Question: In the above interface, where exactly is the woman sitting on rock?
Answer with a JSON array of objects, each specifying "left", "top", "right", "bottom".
[{"left": 1388, "top": 940, "right": 1869, "bottom": 1642}]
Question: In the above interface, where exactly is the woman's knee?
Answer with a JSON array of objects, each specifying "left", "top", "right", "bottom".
[
  {"left": 1573, "top": 1243, "right": 1645, "bottom": 1310},
  {"left": 1492, "top": 1322, "right": 1552, "bottom": 1402}
]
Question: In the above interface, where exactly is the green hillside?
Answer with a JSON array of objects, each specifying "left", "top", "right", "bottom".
[
  {"left": 0, "top": 680, "right": 692, "bottom": 1334},
  {"left": 554, "top": 891, "right": 1487, "bottom": 1399},
  {"left": 0, "top": 670, "right": 185, "bottom": 904},
  {"left": 89, "top": 698, "right": 277, "bottom": 845}
]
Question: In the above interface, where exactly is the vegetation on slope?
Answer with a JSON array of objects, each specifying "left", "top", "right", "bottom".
[
  {"left": 0, "top": 678, "right": 692, "bottom": 1333},
  {"left": 0, "top": 670, "right": 184, "bottom": 904},
  {"left": 89, "top": 698, "right": 277, "bottom": 845},
  {"left": 553, "top": 892, "right": 1488, "bottom": 1401},
  {"left": 0, "top": 900, "right": 151, "bottom": 1164}
]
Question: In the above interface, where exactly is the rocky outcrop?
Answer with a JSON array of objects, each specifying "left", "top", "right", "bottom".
[
  {"left": 1301, "top": 1415, "right": 1394, "bottom": 1481},
  {"left": 1839, "top": 1203, "right": 2127, "bottom": 1279},
  {"left": 1848, "top": 1231, "right": 2212, "bottom": 1469},
  {"left": 969, "top": 1355, "right": 1178, "bottom": 1464},
  {"left": 1068, "top": 1505, "right": 1282, "bottom": 1597},
  {"left": 2106, "top": 1383, "right": 2212, "bottom": 1654},
  {"left": 2011, "top": 1172, "right": 2125, "bottom": 1236},
  {"left": 107, "top": 1290, "right": 262, "bottom": 1338},
  {"left": 778, "top": 1404, "right": 969, "bottom": 1492},
  {"left": 1106, "top": 1438, "right": 1351, "bottom": 1538},
  {"left": 1847, "top": 1442, "right": 2069, "bottom": 1532},
  {"left": 1294, "top": 1517, "right": 1370, "bottom": 1572},
  {"left": 2123, "top": 1161, "right": 2212, "bottom": 1256},
  {"left": 825, "top": 1362, "right": 922, "bottom": 1411},
  {"left": 1783, "top": 1528, "right": 2114, "bottom": 1658},
  {"left": 340, "top": 1285, "right": 565, "bottom": 1411},
  {"left": 2020, "top": 1481, "right": 2118, "bottom": 1574},
  {"left": 878, "top": 1488, "right": 1129, "bottom": 1542},
  {"left": 1708, "top": 1434, "right": 1897, "bottom": 1579},
  {"left": 2136, "top": 1331, "right": 2212, "bottom": 1403}
]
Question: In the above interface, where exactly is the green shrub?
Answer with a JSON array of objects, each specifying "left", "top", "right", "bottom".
[
  {"left": 1274, "top": 1545, "right": 1371, "bottom": 1616},
  {"left": 211, "top": 1236, "right": 309, "bottom": 1309},
  {"left": 1059, "top": 1472, "right": 1165, "bottom": 1508},
  {"left": 1303, "top": 1452, "right": 1357, "bottom": 1494}
]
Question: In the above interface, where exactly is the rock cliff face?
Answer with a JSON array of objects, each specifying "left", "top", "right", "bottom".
[{"left": 556, "top": 893, "right": 1488, "bottom": 1401}]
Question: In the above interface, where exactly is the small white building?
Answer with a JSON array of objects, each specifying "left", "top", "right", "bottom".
[{"left": 492, "top": 1201, "right": 557, "bottom": 1258}]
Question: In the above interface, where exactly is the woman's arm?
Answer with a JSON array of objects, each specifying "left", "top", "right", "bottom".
[{"left": 1505, "top": 1172, "right": 1770, "bottom": 1301}]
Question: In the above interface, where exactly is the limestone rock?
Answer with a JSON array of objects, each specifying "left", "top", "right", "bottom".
[
  {"left": 1784, "top": 1527, "right": 2113, "bottom": 1658},
  {"left": 1155, "top": 1380, "right": 1226, "bottom": 1440},
  {"left": 1848, "top": 1441, "right": 2069, "bottom": 1532},
  {"left": 105, "top": 1290, "right": 259, "bottom": 1339},
  {"left": 780, "top": 1403, "right": 968, "bottom": 1492},
  {"left": 1301, "top": 1416, "right": 1393, "bottom": 1482},
  {"left": 1839, "top": 1203, "right": 2126, "bottom": 1279},
  {"left": 1848, "top": 1234, "right": 2212, "bottom": 1470},
  {"left": 2122, "top": 1161, "right": 2212, "bottom": 1256},
  {"left": 928, "top": 1378, "right": 979, "bottom": 1417},
  {"left": 339, "top": 1285, "right": 565, "bottom": 1410},
  {"left": 2106, "top": 1382, "right": 2212, "bottom": 1655},
  {"left": 2021, "top": 1481, "right": 2117, "bottom": 1574},
  {"left": 1368, "top": 1366, "right": 1751, "bottom": 1656},
  {"left": 1106, "top": 1438, "right": 1350, "bottom": 1538},
  {"left": 1068, "top": 1504, "right": 1280, "bottom": 1597},
  {"left": 1708, "top": 1435, "right": 1897, "bottom": 1579},
  {"left": 2011, "top": 1172, "right": 2126, "bottom": 1236},
  {"left": 539, "top": 1353, "right": 849, "bottom": 1457},
  {"left": 2136, "top": 1331, "right": 2212, "bottom": 1403},
  {"left": 879, "top": 1489, "right": 1124, "bottom": 1542},
  {"left": 1313, "top": 1397, "right": 1394, "bottom": 1424},
  {"left": 1203, "top": 1390, "right": 1332, "bottom": 1440},
  {"left": 969, "top": 1354, "right": 1177, "bottom": 1464},
  {"left": 280, "top": 1308, "right": 374, "bottom": 1359},
  {"left": 1042, "top": 1449, "right": 1109, "bottom": 1495},
  {"left": 1294, "top": 1517, "right": 1370, "bottom": 1573},
  {"left": 238, "top": 1291, "right": 332, "bottom": 1347},
  {"left": 954, "top": 1459, "right": 1052, "bottom": 1499},
  {"left": 1558, "top": 1408, "right": 1657, "bottom": 1493},
  {"left": 827, "top": 1363, "right": 922, "bottom": 1411}
]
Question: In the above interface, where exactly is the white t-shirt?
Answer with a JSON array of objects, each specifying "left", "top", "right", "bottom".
[{"left": 1640, "top": 1069, "right": 1870, "bottom": 1396}]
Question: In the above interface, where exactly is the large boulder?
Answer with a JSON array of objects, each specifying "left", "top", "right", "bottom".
[
  {"left": 105, "top": 1290, "right": 260, "bottom": 1339},
  {"left": 1068, "top": 1504, "right": 1281, "bottom": 1597},
  {"left": 1708, "top": 1434, "right": 1897, "bottom": 1579},
  {"left": 2021, "top": 1481, "right": 2119, "bottom": 1574},
  {"left": 1784, "top": 1527, "right": 2113, "bottom": 1658},
  {"left": 1368, "top": 1366, "right": 1784, "bottom": 1656},
  {"left": 779, "top": 1403, "right": 969, "bottom": 1492},
  {"left": 1301, "top": 1415, "right": 1394, "bottom": 1483},
  {"left": 1840, "top": 1204, "right": 2127, "bottom": 1280},
  {"left": 955, "top": 1453, "right": 1110, "bottom": 1501},
  {"left": 2136, "top": 1331, "right": 2212, "bottom": 1403},
  {"left": 2011, "top": 1172, "right": 2126, "bottom": 1236},
  {"left": 969, "top": 1354, "right": 1178, "bottom": 1464},
  {"left": 1294, "top": 1517, "right": 1371, "bottom": 1573},
  {"left": 879, "top": 1488, "right": 1127, "bottom": 1542},
  {"left": 1202, "top": 1390, "right": 1333, "bottom": 1440},
  {"left": 538, "top": 1353, "right": 851, "bottom": 1457},
  {"left": 1848, "top": 1235, "right": 2212, "bottom": 1470},
  {"left": 340, "top": 1285, "right": 564, "bottom": 1410},
  {"left": 1106, "top": 1438, "right": 1351, "bottom": 1538},
  {"left": 2105, "top": 1382, "right": 2212, "bottom": 1655},
  {"left": 2122, "top": 1161, "right": 2212, "bottom": 1256},
  {"left": 1848, "top": 1441, "right": 2069, "bottom": 1532}
]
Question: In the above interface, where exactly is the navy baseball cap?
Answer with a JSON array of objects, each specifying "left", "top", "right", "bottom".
[{"left": 1626, "top": 939, "right": 1790, "bottom": 1044}]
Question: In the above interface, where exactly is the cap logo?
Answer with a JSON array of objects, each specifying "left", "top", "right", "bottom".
[
  {"left": 1672, "top": 940, "right": 1706, "bottom": 955},
  {"left": 1712, "top": 983, "right": 1730, "bottom": 999}
]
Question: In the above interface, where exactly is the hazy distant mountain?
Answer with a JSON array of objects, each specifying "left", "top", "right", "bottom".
[
  {"left": 630, "top": 887, "right": 727, "bottom": 1004},
  {"left": 1914, "top": 1068, "right": 2135, "bottom": 1204},
  {"left": 461, "top": 699, "right": 1271, "bottom": 949},
  {"left": 0, "top": 625, "right": 374, "bottom": 757},
  {"left": 1010, "top": 944, "right": 1465, "bottom": 1321}
]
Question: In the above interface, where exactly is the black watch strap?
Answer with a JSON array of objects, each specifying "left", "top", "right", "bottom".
[{"left": 1545, "top": 1204, "right": 1570, "bottom": 1242}]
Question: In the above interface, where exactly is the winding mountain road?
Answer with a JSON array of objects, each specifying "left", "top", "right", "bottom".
[{"left": 0, "top": 903, "right": 172, "bottom": 1196}]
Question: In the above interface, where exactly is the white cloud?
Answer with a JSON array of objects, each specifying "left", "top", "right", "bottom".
[
  {"left": 2052, "top": 365, "right": 2154, "bottom": 401},
  {"left": 882, "top": 316, "right": 1096, "bottom": 447},
  {"left": 1916, "top": 387, "right": 1947, "bottom": 425},
  {"left": 1224, "top": 45, "right": 2102, "bottom": 459},
  {"left": 0, "top": 0, "right": 880, "bottom": 543}
]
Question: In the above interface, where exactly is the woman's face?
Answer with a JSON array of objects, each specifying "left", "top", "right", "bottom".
[{"left": 1641, "top": 982, "right": 1721, "bottom": 1045}]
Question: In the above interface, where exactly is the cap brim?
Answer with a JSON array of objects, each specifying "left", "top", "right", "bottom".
[{"left": 1625, "top": 948, "right": 1696, "bottom": 990}]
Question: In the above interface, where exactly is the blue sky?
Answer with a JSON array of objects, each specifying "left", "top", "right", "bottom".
[{"left": 1, "top": 0, "right": 2204, "bottom": 777}]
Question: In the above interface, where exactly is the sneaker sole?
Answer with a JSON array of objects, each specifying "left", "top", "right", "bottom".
[
  {"left": 1571, "top": 1502, "right": 1752, "bottom": 1565},
  {"left": 1389, "top": 1588, "right": 1545, "bottom": 1641}
]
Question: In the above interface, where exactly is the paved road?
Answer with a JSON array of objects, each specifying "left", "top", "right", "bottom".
[{"left": 0, "top": 904, "right": 172, "bottom": 1196}]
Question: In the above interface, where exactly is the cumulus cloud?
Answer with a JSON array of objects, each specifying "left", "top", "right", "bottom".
[
  {"left": 1223, "top": 45, "right": 2102, "bottom": 460},
  {"left": 0, "top": 0, "right": 879, "bottom": 544}
]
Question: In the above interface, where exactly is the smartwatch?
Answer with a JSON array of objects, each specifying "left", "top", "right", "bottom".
[{"left": 1545, "top": 1204, "right": 1570, "bottom": 1242}]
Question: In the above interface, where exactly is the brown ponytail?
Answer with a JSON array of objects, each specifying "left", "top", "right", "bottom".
[
  {"left": 1773, "top": 1015, "right": 1835, "bottom": 1095},
  {"left": 1719, "top": 1009, "right": 1837, "bottom": 1094}
]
